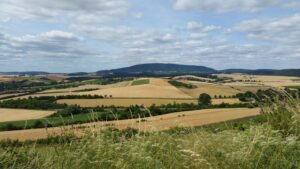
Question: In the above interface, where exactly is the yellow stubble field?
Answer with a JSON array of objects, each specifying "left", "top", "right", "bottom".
[
  {"left": 0, "top": 108, "right": 55, "bottom": 122},
  {"left": 0, "top": 108, "right": 260, "bottom": 141},
  {"left": 177, "top": 80, "right": 241, "bottom": 98}
]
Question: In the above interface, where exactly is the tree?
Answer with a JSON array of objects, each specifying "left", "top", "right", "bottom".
[{"left": 198, "top": 93, "right": 212, "bottom": 105}]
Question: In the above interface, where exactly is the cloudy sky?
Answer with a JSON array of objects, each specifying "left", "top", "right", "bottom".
[{"left": 1, "top": 0, "right": 300, "bottom": 72}]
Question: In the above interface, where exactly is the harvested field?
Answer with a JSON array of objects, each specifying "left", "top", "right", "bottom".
[
  {"left": 173, "top": 75, "right": 214, "bottom": 82},
  {"left": 13, "top": 81, "right": 132, "bottom": 99},
  {"left": 212, "top": 98, "right": 241, "bottom": 104},
  {"left": 57, "top": 98, "right": 197, "bottom": 107},
  {"left": 0, "top": 76, "right": 16, "bottom": 82},
  {"left": 217, "top": 74, "right": 300, "bottom": 88},
  {"left": 39, "top": 81, "right": 131, "bottom": 94},
  {"left": 0, "top": 93, "right": 24, "bottom": 99},
  {"left": 225, "top": 85, "right": 271, "bottom": 93},
  {"left": 178, "top": 81, "right": 241, "bottom": 98},
  {"left": 38, "top": 84, "right": 103, "bottom": 94},
  {"left": 0, "top": 108, "right": 260, "bottom": 141},
  {"left": 57, "top": 98, "right": 241, "bottom": 107},
  {"left": 80, "top": 78, "right": 191, "bottom": 98},
  {"left": 0, "top": 108, "right": 55, "bottom": 122}
]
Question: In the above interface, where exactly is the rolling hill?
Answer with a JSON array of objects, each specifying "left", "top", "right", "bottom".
[
  {"left": 96, "top": 63, "right": 217, "bottom": 76},
  {"left": 1, "top": 63, "right": 300, "bottom": 77}
]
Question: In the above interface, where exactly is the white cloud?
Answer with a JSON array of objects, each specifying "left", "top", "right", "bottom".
[
  {"left": 134, "top": 12, "right": 143, "bottom": 19},
  {"left": 70, "top": 23, "right": 292, "bottom": 69},
  {"left": 174, "top": 0, "right": 281, "bottom": 12},
  {"left": 0, "top": 30, "right": 96, "bottom": 60},
  {"left": 233, "top": 14, "right": 300, "bottom": 45},
  {"left": 187, "top": 21, "right": 221, "bottom": 39},
  {"left": 0, "top": 0, "right": 130, "bottom": 22}
]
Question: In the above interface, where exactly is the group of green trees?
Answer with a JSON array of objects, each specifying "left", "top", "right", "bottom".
[
  {"left": 0, "top": 95, "right": 107, "bottom": 110},
  {"left": 168, "top": 80, "right": 197, "bottom": 89},
  {"left": 235, "top": 88, "right": 300, "bottom": 103},
  {"left": 0, "top": 97, "right": 67, "bottom": 110}
]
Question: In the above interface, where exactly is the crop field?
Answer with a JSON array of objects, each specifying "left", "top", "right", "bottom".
[
  {"left": 0, "top": 108, "right": 55, "bottom": 122},
  {"left": 217, "top": 73, "right": 300, "bottom": 88},
  {"left": 12, "top": 78, "right": 257, "bottom": 100},
  {"left": 177, "top": 80, "right": 241, "bottom": 98},
  {"left": 0, "top": 93, "right": 25, "bottom": 99},
  {"left": 225, "top": 84, "right": 271, "bottom": 93},
  {"left": 173, "top": 75, "right": 215, "bottom": 82},
  {"left": 0, "top": 76, "right": 19, "bottom": 82},
  {"left": 131, "top": 79, "right": 150, "bottom": 85},
  {"left": 212, "top": 98, "right": 241, "bottom": 104},
  {"left": 57, "top": 98, "right": 197, "bottom": 107},
  {"left": 57, "top": 98, "right": 240, "bottom": 107},
  {"left": 0, "top": 108, "right": 260, "bottom": 141}
]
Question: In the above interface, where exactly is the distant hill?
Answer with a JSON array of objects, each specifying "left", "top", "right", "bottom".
[
  {"left": 97, "top": 63, "right": 217, "bottom": 76},
  {"left": 67, "top": 72, "right": 90, "bottom": 76},
  {"left": 221, "top": 69, "right": 300, "bottom": 77},
  {"left": 0, "top": 71, "right": 50, "bottom": 76},
  {"left": 1, "top": 63, "right": 300, "bottom": 77}
]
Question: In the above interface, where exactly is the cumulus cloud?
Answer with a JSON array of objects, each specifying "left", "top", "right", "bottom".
[
  {"left": 233, "top": 14, "right": 300, "bottom": 46},
  {"left": 173, "top": 0, "right": 281, "bottom": 12},
  {"left": 0, "top": 0, "right": 130, "bottom": 22},
  {"left": 70, "top": 22, "right": 291, "bottom": 69},
  {"left": 0, "top": 30, "right": 96, "bottom": 60}
]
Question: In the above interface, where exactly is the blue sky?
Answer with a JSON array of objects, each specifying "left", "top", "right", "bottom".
[{"left": 0, "top": 0, "right": 300, "bottom": 72}]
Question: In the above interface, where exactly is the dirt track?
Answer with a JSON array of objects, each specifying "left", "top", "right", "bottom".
[{"left": 0, "top": 108, "right": 260, "bottom": 141}]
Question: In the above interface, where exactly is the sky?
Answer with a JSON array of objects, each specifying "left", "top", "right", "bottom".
[{"left": 0, "top": 0, "right": 300, "bottom": 72}]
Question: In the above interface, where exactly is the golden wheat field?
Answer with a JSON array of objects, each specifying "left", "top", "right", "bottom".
[
  {"left": 57, "top": 98, "right": 196, "bottom": 107},
  {"left": 0, "top": 76, "right": 15, "bottom": 82},
  {"left": 0, "top": 108, "right": 260, "bottom": 141},
  {"left": 172, "top": 75, "right": 214, "bottom": 82},
  {"left": 0, "top": 108, "right": 55, "bottom": 122},
  {"left": 57, "top": 98, "right": 240, "bottom": 107},
  {"left": 9, "top": 77, "right": 260, "bottom": 101},
  {"left": 218, "top": 74, "right": 300, "bottom": 88},
  {"left": 16, "top": 78, "right": 191, "bottom": 99},
  {"left": 178, "top": 80, "right": 241, "bottom": 98},
  {"left": 0, "top": 93, "right": 24, "bottom": 99}
]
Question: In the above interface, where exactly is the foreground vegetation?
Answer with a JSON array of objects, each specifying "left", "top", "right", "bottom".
[{"left": 0, "top": 97, "right": 299, "bottom": 169}]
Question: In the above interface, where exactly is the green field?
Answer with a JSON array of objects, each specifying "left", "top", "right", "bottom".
[{"left": 131, "top": 79, "right": 150, "bottom": 86}]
